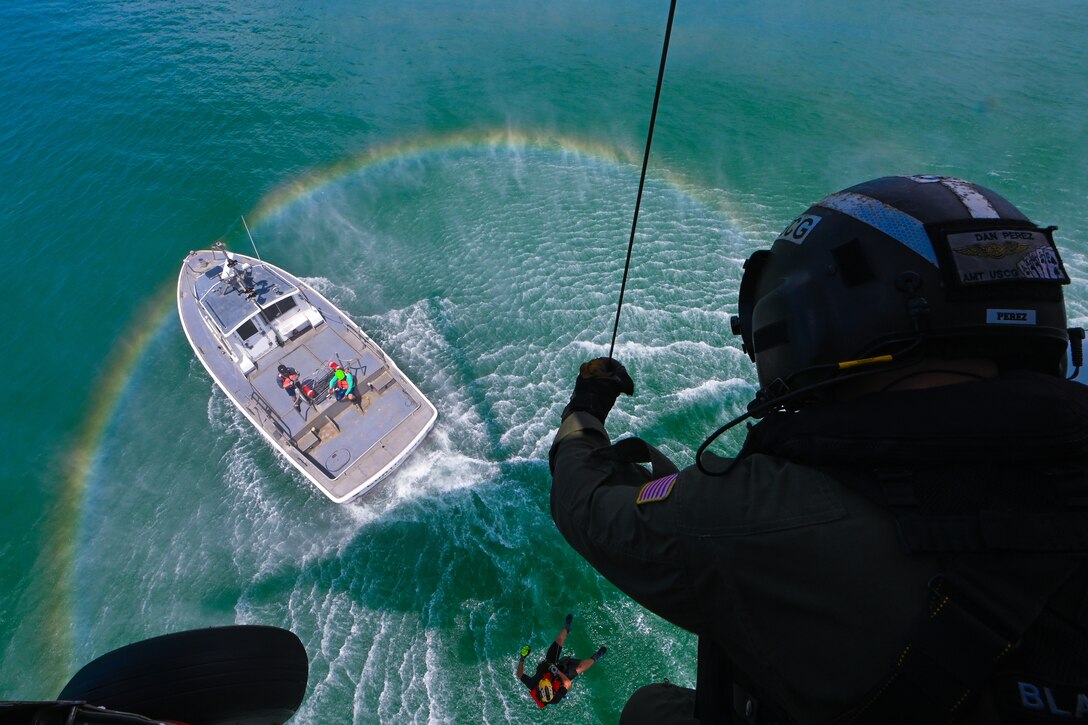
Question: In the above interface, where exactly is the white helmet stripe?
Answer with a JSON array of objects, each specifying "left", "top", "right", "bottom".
[
  {"left": 817, "top": 191, "right": 938, "bottom": 266},
  {"left": 938, "top": 177, "right": 1000, "bottom": 218}
]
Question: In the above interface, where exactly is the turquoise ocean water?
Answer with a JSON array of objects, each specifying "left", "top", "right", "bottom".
[{"left": 2, "top": 1, "right": 1086, "bottom": 721}]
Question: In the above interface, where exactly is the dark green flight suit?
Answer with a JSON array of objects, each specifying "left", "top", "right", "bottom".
[{"left": 550, "top": 372, "right": 1088, "bottom": 723}]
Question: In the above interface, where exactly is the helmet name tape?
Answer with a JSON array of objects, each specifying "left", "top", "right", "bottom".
[
  {"left": 776, "top": 214, "right": 822, "bottom": 244},
  {"left": 945, "top": 229, "right": 1069, "bottom": 286},
  {"left": 987, "top": 309, "right": 1037, "bottom": 325},
  {"left": 818, "top": 191, "right": 938, "bottom": 266}
]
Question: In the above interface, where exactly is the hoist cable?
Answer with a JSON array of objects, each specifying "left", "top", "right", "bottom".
[{"left": 608, "top": 0, "right": 678, "bottom": 359}]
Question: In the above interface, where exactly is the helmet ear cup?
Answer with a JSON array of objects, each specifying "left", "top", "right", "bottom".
[{"left": 732, "top": 250, "right": 771, "bottom": 361}]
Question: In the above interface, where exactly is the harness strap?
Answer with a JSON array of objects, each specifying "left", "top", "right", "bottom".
[
  {"left": 731, "top": 678, "right": 788, "bottom": 725},
  {"left": 825, "top": 464, "right": 1088, "bottom": 554},
  {"left": 832, "top": 555, "right": 1082, "bottom": 724},
  {"left": 895, "top": 510, "right": 1088, "bottom": 552},
  {"left": 695, "top": 637, "right": 792, "bottom": 725}
]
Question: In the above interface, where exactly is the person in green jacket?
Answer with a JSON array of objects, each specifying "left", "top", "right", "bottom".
[{"left": 327, "top": 361, "right": 356, "bottom": 402}]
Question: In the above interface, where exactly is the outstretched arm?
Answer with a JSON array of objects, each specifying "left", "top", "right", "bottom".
[{"left": 550, "top": 412, "right": 701, "bottom": 633}]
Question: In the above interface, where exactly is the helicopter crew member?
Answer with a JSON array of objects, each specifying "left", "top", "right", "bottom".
[{"left": 550, "top": 176, "right": 1088, "bottom": 723}]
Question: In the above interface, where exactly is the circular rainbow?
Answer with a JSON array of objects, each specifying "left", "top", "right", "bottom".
[{"left": 43, "top": 127, "right": 727, "bottom": 686}]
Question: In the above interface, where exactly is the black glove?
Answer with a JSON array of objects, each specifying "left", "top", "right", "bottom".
[{"left": 561, "top": 357, "right": 634, "bottom": 423}]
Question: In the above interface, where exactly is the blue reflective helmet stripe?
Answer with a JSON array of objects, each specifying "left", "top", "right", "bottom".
[{"left": 817, "top": 191, "right": 938, "bottom": 267}]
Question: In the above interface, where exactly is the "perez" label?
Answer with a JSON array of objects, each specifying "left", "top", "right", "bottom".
[{"left": 987, "top": 309, "right": 1037, "bottom": 325}]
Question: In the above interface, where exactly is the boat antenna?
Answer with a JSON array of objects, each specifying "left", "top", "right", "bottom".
[
  {"left": 240, "top": 215, "right": 264, "bottom": 264},
  {"left": 608, "top": 0, "right": 677, "bottom": 359}
]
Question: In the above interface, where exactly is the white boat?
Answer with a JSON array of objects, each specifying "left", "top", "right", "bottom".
[{"left": 177, "top": 236, "right": 437, "bottom": 503}]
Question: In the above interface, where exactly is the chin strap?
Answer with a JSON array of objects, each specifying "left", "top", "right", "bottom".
[
  {"left": 696, "top": 341, "right": 923, "bottom": 476},
  {"left": 1067, "top": 327, "right": 1085, "bottom": 380}
]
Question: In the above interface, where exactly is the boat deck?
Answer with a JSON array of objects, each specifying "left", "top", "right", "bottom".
[{"left": 250, "top": 323, "right": 422, "bottom": 479}]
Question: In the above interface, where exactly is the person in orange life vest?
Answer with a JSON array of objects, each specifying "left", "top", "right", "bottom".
[
  {"left": 278, "top": 364, "right": 316, "bottom": 401},
  {"left": 327, "top": 361, "right": 357, "bottom": 402},
  {"left": 277, "top": 364, "right": 300, "bottom": 397},
  {"left": 516, "top": 613, "right": 607, "bottom": 708}
]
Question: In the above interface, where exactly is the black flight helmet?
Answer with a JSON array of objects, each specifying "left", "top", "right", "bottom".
[{"left": 731, "top": 175, "right": 1073, "bottom": 410}]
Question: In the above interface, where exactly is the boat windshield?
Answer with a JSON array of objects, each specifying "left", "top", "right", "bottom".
[
  {"left": 260, "top": 294, "right": 298, "bottom": 323},
  {"left": 194, "top": 260, "right": 300, "bottom": 335}
]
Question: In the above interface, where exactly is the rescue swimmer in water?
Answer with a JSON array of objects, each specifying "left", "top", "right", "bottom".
[
  {"left": 516, "top": 613, "right": 607, "bottom": 708},
  {"left": 550, "top": 175, "right": 1088, "bottom": 723}
]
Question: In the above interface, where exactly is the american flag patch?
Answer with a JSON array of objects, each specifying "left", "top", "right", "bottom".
[{"left": 636, "top": 473, "right": 679, "bottom": 505}]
